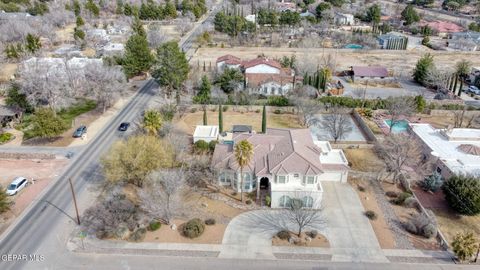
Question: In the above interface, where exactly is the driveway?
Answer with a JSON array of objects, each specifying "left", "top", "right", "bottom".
[
  {"left": 220, "top": 182, "right": 387, "bottom": 263},
  {"left": 322, "top": 182, "right": 387, "bottom": 262}
]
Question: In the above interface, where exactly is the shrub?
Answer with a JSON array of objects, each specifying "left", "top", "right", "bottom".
[
  {"left": 420, "top": 173, "right": 443, "bottom": 192},
  {"left": 364, "top": 210, "right": 377, "bottom": 220},
  {"left": 307, "top": 230, "right": 318, "bottom": 238},
  {"left": 277, "top": 230, "right": 290, "bottom": 240},
  {"left": 267, "top": 96, "right": 290, "bottom": 106},
  {"left": 404, "top": 221, "right": 417, "bottom": 234},
  {"left": 222, "top": 105, "right": 228, "bottom": 112},
  {"left": 273, "top": 109, "right": 282, "bottom": 114},
  {"left": 421, "top": 223, "right": 437, "bottom": 239},
  {"left": 129, "top": 228, "right": 147, "bottom": 242},
  {"left": 0, "top": 133, "right": 13, "bottom": 144},
  {"left": 392, "top": 192, "right": 411, "bottom": 205},
  {"left": 231, "top": 191, "right": 237, "bottom": 196},
  {"left": 451, "top": 231, "right": 479, "bottom": 262},
  {"left": 443, "top": 175, "right": 480, "bottom": 215},
  {"left": 255, "top": 109, "right": 261, "bottom": 113},
  {"left": 194, "top": 140, "right": 209, "bottom": 153},
  {"left": 183, "top": 218, "right": 205, "bottom": 238},
  {"left": 385, "top": 191, "right": 398, "bottom": 198},
  {"left": 208, "top": 140, "right": 217, "bottom": 152},
  {"left": 245, "top": 199, "right": 252, "bottom": 205},
  {"left": 404, "top": 197, "right": 419, "bottom": 208},
  {"left": 190, "top": 107, "right": 197, "bottom": 113},
  {"left": 205, "top": 218, "right": 216, "bottom": 225},
  {"left": 357, "top": 185, "right": 365, "bottom": 192},
  {"left": 265, "top": 195, "right": 271, "bottom": 206},
  {"left": 148, "top": 220, "right": 161, "bottom": 231}
]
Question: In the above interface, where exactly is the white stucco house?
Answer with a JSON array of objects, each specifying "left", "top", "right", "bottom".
[
  {"left": 211, "top": 128, "right": 349, "bottom": 209},
  {"left": 193, "top": 125, "right": 219, "bottom": 143},
  {"left": 410, "top": 124, "right": 480, "bottom": 179},
  {"left": 334, "top": 12, "right": 354, "bottom": 25},
  {"left": 216, "top": 55, "right": 242, "bottom": 72}
]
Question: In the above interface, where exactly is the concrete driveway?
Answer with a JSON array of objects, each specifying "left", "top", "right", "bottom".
[
  {"left": 322, "top": 182, "right": 387, "bottom": 262},
  {"left": 220, "top": 182, "right": 387, "bottom": 262}
]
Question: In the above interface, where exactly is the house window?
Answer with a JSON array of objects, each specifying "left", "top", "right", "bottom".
[
  {"left": 279, "top": 195, "right": 291, "bottom": 207},
  {"left": 219, "top": 171, "right": 231, "bottom": 184},
  {"left": 277, "top": 175, "right": 286, "bottom": 184},
  {"left": 294, "top": 174, "right": 299, "bottom": 178},
  {"left": 303, "top": 196, "right": 313, "bottom": 208},
  {"left": 304, "top": 176, "right": 315, "bottom": 185},
  {"left": 436, "top": 167, "right": 442, "bottom": 174}
]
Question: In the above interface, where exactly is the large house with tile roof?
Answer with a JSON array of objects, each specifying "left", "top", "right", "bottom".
[
  {"left": 216, "top": 55, "right": 302, "bottom": 96},
  {"left": 211, "top": 128, "right": 349, "bottom": 208}
]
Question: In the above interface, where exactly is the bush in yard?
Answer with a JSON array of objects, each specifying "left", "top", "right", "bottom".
[
  {"left": 148, "top": 220, "right": 161, "bottom": 231},
  {"left": 208, "top": 140, "right": 217, "bottom": 153},
  {"left": 183, "top": 218, "right": 205, "bottom": 238},
  {"left": 364, "top": 210, "right": 377, "bottom": 220},
  {"left": 420, "top": 173, "right": 443, "bottom": 192},
  {"left": 265, "top": 195, "right": 271, "bottom": 207},
  {"left": 404, "top": 197, "right": 419, "bottom": 209},
  {"left": 357, "top": 185, "right": 365, "bottom": 192},
  {"left": 385, "top": 191, "right": 398, "bottom": 198},
  {"left": 267, "top": 96, "right": 289, "bottom": 106},
  {"left": 392, "top": 192, "right": 411, "bottom": 205},
  {"left": 245, "top": 199, "right": 252, "bottom": 205},
  {"left": 421, "top": 223, "right": 437, "bottom": 239},
  {"left": 0, "top": 133, "right": 13, "bottom": 144},
  {"left": 407, "top": 212, "right": 437, "bottom": 238},
  {"left": 222, "top": 105, "right": 228, "bottom": 112},
  {"left": 190, "top": 107, "right": 197, "bottom": 113},
  {"left": 404, "top": 220, "right": 417, "bottom": 234},
  {"left": 194, "top": 140, "right": 209, "bottom": 153},
  {"left": 307, "top": 230, "right": 318, "bottom": 238},
  {"left": 205, "top": 218, "right": 216, "bottom": 225},
  {"left": 442, "top": 175, "right": 480, "bottom": 215},
  {"left": 0, "top": 185, "right": 10, "bottom": 214},
  {"left": 451, "top": 231, "right": 479, "bottom": 262},
  {"left": 277, "top": 230, "right": 290, "bottom": 240},
  {"left": 129, "top": 228, "right": 147, "bottom": 242},
  {"left": 30, "top": 108, "right": 69, "bottom": 139}
]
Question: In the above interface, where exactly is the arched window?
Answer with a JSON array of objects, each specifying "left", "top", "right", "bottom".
[
  {"left": 303, "top": 196, "right": 314, "bottom": 208},
  {"left": 279, "top": 195, "right": 291, "bottom": 208}
]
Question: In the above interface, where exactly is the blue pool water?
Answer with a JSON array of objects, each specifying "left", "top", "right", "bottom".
[
  {"left": 384, "top": 120, "right": 409, "bottom": 133},
  {"left": 344, "top": 44, "right": 363, "bottom": 49}
]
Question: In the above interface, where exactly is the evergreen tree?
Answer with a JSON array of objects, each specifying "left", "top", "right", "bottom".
[
  {"left": 443, "top": 175, "right": 480, "bottom": 215},
  {"left": 123, "top": 3, "right": 133, "bottom": 16},
  {"left": 73, "top": 0, "right": 81, "bottom": 16},
  {"left": 165, "top": 0, "right": 177, "bottom": 18},
  {"left": 116, "top": 0, "right": 124, "bottom": 14},
  {"left": 203, "top": 108, "right": 207, "bottom": 125},
  {"left": 5, "top": 83, "right": 33, "bottom": 113},
  {"left": 365, "top": 4, "right": 381, "bottom": 25},
  {"left": 261, "top": 105, "right": 267, "bottom": 133},
  {"left": 194, "top": 75, "right": 211, "bottom": 104},
  {"left": 218, "top": 104, "right": 223, "bottom": 133},
  {"left": 453, "top": 74, "right": 459, "bottom": 95},
  {"left": 132, "top": 16, "right": 147, "bottom": 37},
  {"left": 123, "top": 33, "right": 154, "bottom": 78},
  {"left": 151, "top": 41, "right": 190, "bottom": 97},
  {"left": 31, "top": 108, "right": 69, "bottom": 138},
  {"left": 73, "top": 28, "right": 85, "bottom": 40},
  {"left": 76, "top": 16, "right": 85, "bottom": 27},
  {"left": 413, "top": 53, "right": 434, "bottom": 85},
  {"left": 85, "top": 0, "right": 100, "bottom": 17},
  {"left": 401, "top": 5, "right": 420, "bottom": 25},
  {"left": 25, "top": 33, "right": 41, "bottom": 54}
]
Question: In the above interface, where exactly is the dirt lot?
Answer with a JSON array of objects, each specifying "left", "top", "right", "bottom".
[
  {"left": 175, "top": 109, "right": 302, "bottom": 135},
  {"left": 192, "top": 47, "right": 480, "bottom": 76},
  {"left": 0, "top": 158, "right": 69, "bottom": 234}
]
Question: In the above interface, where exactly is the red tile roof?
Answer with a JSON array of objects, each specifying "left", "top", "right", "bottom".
[
  {"left": 242, "top": 57, "right": 283, "bottom": 70},
  {"left": 352, "top": 66, "right": 388, "bottom": 77},
  {"left": 420, "top": 20, "right": 464, "bottom": 33},
  {"left": 216, "top": 54, "right": 242, "bottom": 65}
]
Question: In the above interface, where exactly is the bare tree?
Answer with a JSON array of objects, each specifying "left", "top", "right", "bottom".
[
  {"left": 375, "top": 134, "right": 423, "bottom": 184},
  {"left": 147, "top": 25, "right": 170, "bottom": 48},
  {"left": 139, "top": 169, "right": 186, "bottom": 225},
  {"left": 84, "top": 62, "right": 127, "bottom": 112},
  {"left": 281, "top": 197, "right": 325, "bottom": 237},
  {"left": 320, "top": 106, "right": 353, "bottom": 143},
  {"left": 176, "top": 20, "right": 194, "bottom": 37},
  {"left": 385, "top": 96, "right": 415, "bottom": 133},
  {"left": 293, "top": 98, "right": 322, "bottom": 127},
  {"left": 425, "top": 67, "right": 452, "bottom": 94},
  {"left": 453, "top": 108, "right": 466, "bottom": 128}
]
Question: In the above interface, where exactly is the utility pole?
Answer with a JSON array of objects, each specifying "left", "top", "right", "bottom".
[{"left": 69, "top": 178, "right": 81, "bottom": 225}]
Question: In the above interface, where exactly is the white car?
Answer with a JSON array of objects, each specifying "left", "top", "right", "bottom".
[
  {"left": 6, "top": 177, "right": 28, "bottom": 196},
  {"left": 468, "top": 85, "right": 480, "bottom": 95}
]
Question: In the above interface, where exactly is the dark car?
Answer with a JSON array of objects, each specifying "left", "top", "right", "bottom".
[
  {"left": 73, "top": 125, "right": 87, "bottom": 138},
  {"left": 118, "top": 122, "right": 130, "bottom": 131}
]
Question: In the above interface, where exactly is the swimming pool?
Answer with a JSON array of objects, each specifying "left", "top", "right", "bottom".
[
  {"left": 384, "top": 119, "right": 409, "bottom": 133},
  {"left": 344, "top": 44, "right": 363, "bottom": 49}
]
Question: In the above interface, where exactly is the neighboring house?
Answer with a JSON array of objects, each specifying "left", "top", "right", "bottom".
[
  {"left": 275, "top": 1, "right": 298, "bottom": 12},
  {"left": 193, "top": 125, "right": 219, "bottom": 143},
  {"left": 21, "top": 57, "right": 103, "bottom": 78},
  {"left": 245, "top": 14, "right": 256, "bottom": 23},
  {"left": 419, "top": 20, "right": 464, "bottom": 37},
  {"left": 106, "top": 24, "right": 130, "bottom": 36},
  {"left": 469, "top": 67, "right": 480, "bottom": 85},
  {"left": 232, "top": 125, "right": 252, "bottom": 134},
  {"left": 350, "top": 66, "right": 389, "bottom": 82},
  {"left": 216, "top": 55, "right": 302, "bottom": 96},
  {"left": 447, "top": 32, "right": 480, "bottom": 51},
  {"left": 377, "top": 32, "right": 408, "bottom": 50},
  {"left": 334, "top": 12, "right": 354, "bottom": 25},
  {"left": 0, "top": 11, "right": 32, "bottom": 21},
  {"left": 300, "top": 11, "right": 315, "bottom": 18},
  {"left": 410, "top": 124, "right": 480, "bottom": 179},
  {"left": 98, "top": 43, "right": 125, "bottom": 57},
  {"left": 216, "top": 55, "right": 242, "bottom": 72},
  {"left": 86, "top": 29, "right": 111, "bottom": 48},
  {"left": 211, "top": 128, "right": 349, "bottom": 209}
]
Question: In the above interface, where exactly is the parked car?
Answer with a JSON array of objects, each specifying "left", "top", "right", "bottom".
[
  {"left": 118, "top": 122, "right": 130, "bottom": 131},
  {"left": 6, "top": 177, "right": 28, "bottom": 196},
  {"left": 73, "top": 125, "right": 87, "bottom": 138},
  {"left": 467, "top": 85, "right": 480, "bottom": 95}
]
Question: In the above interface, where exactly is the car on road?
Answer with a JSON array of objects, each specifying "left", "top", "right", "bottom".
[
  {"left": 73, "top": 125, "right": 87, "bottom": 138},
  {"left": 6, "top": 177, "right": 28, "bottom": 196},
  {"left": 467, "top": 85, "right": 480, "bottom": 95},
  {"left": 118, "top": 122, "right": 130, "bottom": 131}
]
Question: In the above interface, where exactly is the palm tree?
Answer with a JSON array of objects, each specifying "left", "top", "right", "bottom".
[
  {"left": 142, "top": 110, "right": 163, "bottom": 135},
  {"left": 456, "top": 60, "right": 472, "bottom": 96},
  {"left": 234, "top": 140, "right": 254, "bottom": 202}
]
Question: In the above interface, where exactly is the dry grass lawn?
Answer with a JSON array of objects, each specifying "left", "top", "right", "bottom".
[
  {"left": 175, "top": 110, "right": 302, "bottom": 135},
  {"left": 55, "top": 23, "right": 75, "bottom": 43},
  {"left": 432, "top": 209, "right": 480, "bottom": 246},
  {"left": 343, "top": 148, "right": 383, "bottom": 172},
  {"left": 0, "top": 63, "right": 17, "bottom": 83}
]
